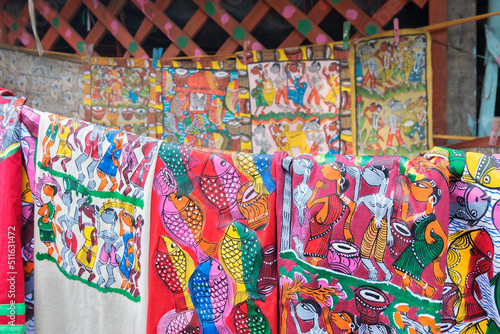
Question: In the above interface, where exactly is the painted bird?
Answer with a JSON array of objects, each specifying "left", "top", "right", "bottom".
[
  {"left": 233, "top": 153, "right": 276, "bottom": 195},
  {"left": 219, "top": 222, "right": 265, "bottom": 305},
  {"left": 155, "top": 235, "right": 195, "bottom": 311},
  {"left": 160, "top": 194, "right": 217, "bottom": 263},
  {"left": 156, "top": 309, "right": 201, "bottom": 334},
  {"left": 158, "top": 142, "right": 194, "bottom": 196},
  {"left": 200, "top": 154, "right": 243, "bottom": 229},
  {"left": 189, "top": 258, "right": 232, "bottom": 334},
  {"left": 232, "top": 300, "right": 271, "bottom": 334}
]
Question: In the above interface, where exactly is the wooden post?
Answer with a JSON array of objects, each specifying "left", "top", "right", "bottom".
[{"left": 429, "top": 0, "right": 447, "bottom": 145}]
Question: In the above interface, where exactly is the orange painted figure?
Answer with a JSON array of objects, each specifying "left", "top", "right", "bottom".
[{"left": 38, "top": 183, "right": 62, "bottom": 262}]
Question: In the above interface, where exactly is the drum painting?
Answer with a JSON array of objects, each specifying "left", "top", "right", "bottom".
[{"left": 327, "top": 240, "right": 361, "bottom": 274}]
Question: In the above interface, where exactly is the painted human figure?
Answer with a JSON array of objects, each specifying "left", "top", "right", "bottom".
[
  {"left": 322, "top": 62, "right": 340, "bottom": 113},
  {"left": 292, "top": 158, "right": 314, "bottom": 259},
  {"left": 363, "top": 103, "right": 384, "bottom": 154},
  {"left": 38, "top": 183, "right": 62, "bottom": 261},
  {"left": 305, "top": 119, "right": 324, "bottom": 156},
  {"left": 41, "top": 114, "right": 64, "bottom": 168},
  {"left": 58, "top": 192, "right": 86, "bottom": 275},
  {"left": 119, "top": 133, "right": 141, "bottom": 193},
  {"left": 383, "top": 98, "right": 409, "bottom": 149},
  {"left": 118, "top": 209, "right": 136, "bottom": 290},
  {"left": 128, "top": 139, "right": 158, "bottom": 198},
  {"left": 393, "top": 178, "right": 447, "bottom": 298},
  {"left": 75, "top": 203, "right": 100, "bottom": 282},
  {"left": 250, "top": 64, "right": 269, "bottom": 115},
  {"left": 75, "top": 124, "right": 106, "bottom": 191},
  {"left": 290, "top": 300, "right": 328, "bottom": 334},
  {"left": 285, "top": 62, "right": 308, "bottom": 110},
  {"left": 51, "top": 119, "right": 81, "bottom": 172},
  {"left": 252, "top": 123, "right": 271, "bottom": 154},
  {"left": 96, "top": 129, "right": 124, "bottom": 192},
  {"left": 356, "top": 165, "right": 394, "bottom": 281},
  {"left": 95, "top": 207, "right": 123, "bottom": 288},
  {"left": 129, "top": 215, "right": 143, "bottom": 298},
  {"left": 409, "top": 37, "right": 426, "bottom": 90},
  {"left": 407, "top": 96, "right": 427, "bottom": 149},
  {"left": 270, "top": 62, "right": 292, "bottom": 113},
  {"left": 304, "top": 162, "right": 356, "bottom": 266},
  {"left": 359, "top": 43, "right": 383, "bottom": 98},
  {"left": 306, "top": 61, "right": 325, "bottom": 114}
]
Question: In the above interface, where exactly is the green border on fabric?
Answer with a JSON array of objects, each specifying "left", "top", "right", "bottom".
[
  {"left": 0, "top": 304, "right": 25, "bottom": 316},
  {"left": 37, "top": 162, "right": 144, "bottom": 208},
  {"left": 0, "top": 325, "right": 26, "bottom": 334},
  {"left": 0, "top": 144, "right": 20, "bottom": 163},
  {"left": 36, "top": 253, "right": 141, "bottom": 303},
  {"left": 280, "top": 250, "right": 442, "bottom": 328}
]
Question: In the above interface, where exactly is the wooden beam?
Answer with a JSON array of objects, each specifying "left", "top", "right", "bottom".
[
  {"left": 163, "top": 9, "right": 209, "bottom": 58},
  {"left": 412, "top": 0, "right": 429, "bottom": 9},
  {"left": 373, "top": 0, "right": 410, "bottom": 26},
  {"left": 40, "top": 0, "right": 82, "bottom": 52},
  {"left": 34, "top": 0, "right": 86, "bottom": 55},
  {"left": 82, "top": 0, "right": 148, "bottom": 58},
  {"left": 84, "top": 0, "right": 127, "bottom": 57},
  {"left": 279, "top": 1, "right": 332, "bottom": 49},
  {"left": 2, "top": 11, "right": 37, "bottom": 48},
  {"left": 123, "top": 0, "right": 174, "bottom": 58},
  {"left": 429, "top": 0, "right": 447, "bottom": 144},
  {"left": 130, "top": 0, "right": 206, "bottom": 57},
  {"left": 262, "top": 0, "right": 333, "bottom": 44},
  {"left": 323, "top": 0, "right": 384, "bottom": 37}
]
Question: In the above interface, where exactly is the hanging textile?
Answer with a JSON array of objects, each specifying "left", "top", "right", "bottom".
[
  {"left": 22, "top": 106, "right": 159, "bottom": 333},
  {"left": 238, "top": 44, "right": 347, "bottom": 156},
  {"left": 425, "top": 147, "right": 500, "bottom": 333},
  {"left": 0, "top": 47, "right": 84, "bottom": 119},
  {"left": 352, "top": 30, "right": 432, "bottom": 156},
  {"left": 83, "top": 57, "right": 163, "bottom": 138},
  {"left": 0, "top": 91, "right": 26, "bottom": 334},
  {"left": 278, "top": 153, "right": 451, "bottom": 333},
  {"left": 147, "top": 144, "right": 279, "bottom": 334},
  {"left": 161, "top": 60, "right": 241, "bottom": 151}
]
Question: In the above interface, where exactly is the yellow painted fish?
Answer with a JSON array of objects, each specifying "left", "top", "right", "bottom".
[{"left": 219, "top": 222, "right": 265, "bottom": 305}]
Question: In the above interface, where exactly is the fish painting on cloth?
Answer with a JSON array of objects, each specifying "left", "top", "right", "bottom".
[
  {"left": 239, "top": 46, "right": 342, "bottom": 156},
  {"left": 148, "top": 145, "right": 279, "bottom": 334},
  {"left": 352, "top": 30, "right": 432, "bottom": 156},
  {"left": 162, "top": 61, "right": 241, "bottom": 151},
  {"left": 25, "top": 108, "right": 159, "bottom": 333},
  {"left": 425, "top": 147, "right": 500, "bottom": 333},
  {"left": 277, "top": 153, "right": 451, "bottom": 333},
  {"left": 0, "top": 93, "right": 27, "bottom": 333}
]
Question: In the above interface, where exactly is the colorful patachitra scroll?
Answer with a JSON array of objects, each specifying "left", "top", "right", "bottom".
[
  {"left": 161, "top": 61, "right": 241, "bottom": 151},
  {"left": 352, "top": 30, "right": 432, "bottom": 156},
  {"left": 0, "top": 91, "right": 26, "bottom": 334},
  {"left": 22, "top": 106, "right": 159, "bottom": 333},
  {"left": 237, "top": 44, "right": 351, "bottom": 156},
  {"left": 148, "top": 145, "right": 279, "bottom": 334},
  {"left": 426, "top": 147, "right": 500, "bottom": 333},
  {"left": 84, "top": 57, "right": 162, "bottom": 138},
  {"left": 0, "top": 47, "right": 84, "bottom": 119},
  {"left": 278, "top": 153, "right": 451, "bottom": 333}
]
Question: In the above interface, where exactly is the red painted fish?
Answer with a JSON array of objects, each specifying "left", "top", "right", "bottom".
[
  {"left": 156, "top": 309, "right": 201, "bottom": 334},
  {"left": 200, "top": 154, "right": 243, "bottom": 229}
]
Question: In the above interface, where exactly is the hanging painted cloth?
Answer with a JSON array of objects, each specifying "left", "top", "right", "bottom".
[
  {"left": 0, "top": 91, "right": 26, "bottom": 334},
  {"left": 147, "top": 145, "right": 279, "bottom": 334},
  {"left": 425, "top": 147, "right": 500, "bottom": 333},
  {"left": 277, "top": 153, "right": 451, "bottom": 333},
  {"left": 23, "top": 107, "right": 159, "bottom": 333}
]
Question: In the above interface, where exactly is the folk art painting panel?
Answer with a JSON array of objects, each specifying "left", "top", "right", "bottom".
[
  {"left": 278, "top": 153, "right": 451, "bottom": 333},
  {"left": 147, "top": 144, "right": 279, "bottom": 334},
  {"left": 426, "top": 147, "right": 500, "bottom": 333},
  {"left": 89, "top": 64, "right": 151, "bottom": 135},
  {"left": 352, "top": 31, "right": 432, "bottom": 156},
  {"left": 161, "top": 61, "right": 241, "bottom": 152},
  {"left": 238, "top": 45, "right": 345, "bottom": 157},
  {"left": 21, "top": 106, "right": 159, "bottom": 333},
  {"left": 0, "top": 47, "right": 84, "bottom": 119}
]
